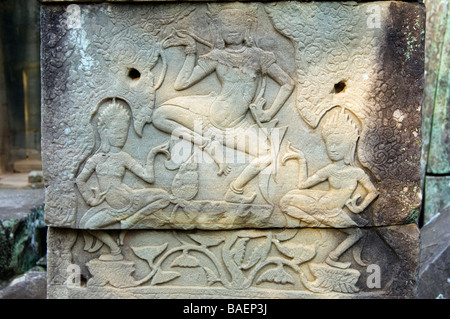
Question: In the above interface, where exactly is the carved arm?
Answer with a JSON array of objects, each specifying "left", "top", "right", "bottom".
[
  {"left": 346, "top": 173, "right": 379, "bottom": 214},
  {"left": 76, "top": 156, "right": 105, "bottom": 206},
  {"left": 127, "top": 142, "right": 171, "bottom": 184},
  {"left": 258, "top": 63, "right": 295, "bottom": 122},
  {"left": 162, "top": 30, "right": 213, "bottom": 91}
]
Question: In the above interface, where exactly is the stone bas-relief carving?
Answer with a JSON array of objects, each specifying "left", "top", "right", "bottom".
[
  {"left": 42, "top": 0, "right": 424, "bottom": 300},
  {"left": 47, "top": 225, "right": 419, "bottom": 298},
  {"left": 154, "top": 5, "right": 295, "bottom": 205},
  {"left": 41, "top": 1, "right": 424, "bottom": 230},
  {"left": 280, "top": 108, "right": 379, "bottom": 268},
  {"left": 42, "top": 2, "right": 423, "bottom": 229}
]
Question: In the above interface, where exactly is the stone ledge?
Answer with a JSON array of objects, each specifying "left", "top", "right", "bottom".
[{"left": 0, "top": 269, "right": 47, "bottom": 299}]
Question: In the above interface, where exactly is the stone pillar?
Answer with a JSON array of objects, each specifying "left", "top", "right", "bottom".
[
  {"left": 0, "top": 33, "right": 11, "bottom": 174},
  {"left": 41, "top": 1, "right": 425, "bottom": 299},
  {"left": 0, "top": 0, "right": 41, "bottom": 173},
  {"left": 422, "top": 0, "right": 450, "bottom": 225}
]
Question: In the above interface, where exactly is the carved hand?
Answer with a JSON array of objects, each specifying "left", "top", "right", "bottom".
[
  {"left": 282, "top": 142, "right": 305, "bottom": 165},
  {"left": 87, "top": 188, "right": 106, "bottom": 206},
  {"left": 345, "top": 195, "right": 363, "bottom": 214},
  {"left": 250, "top": 97, "right": 271, "bottom": 123},
  {"left": 149, "top": 141, "right": 171, "bottom": 160},
  {"left": 162, "top": 30, "right": 196, "bottom": 51}
]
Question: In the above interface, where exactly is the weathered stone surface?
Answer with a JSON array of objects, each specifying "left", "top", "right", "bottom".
[
  {"left": 41, "top": 1, "right": 424, "bottom": 231},
  {"left": 0, "top": 268, "right": 47, "bottom": 299},
  {"left": 417, "top": 205, "right": 450, "bottom": 299},
  {"left": 47, "top": 224, "right": 419, "bottom": 299}
]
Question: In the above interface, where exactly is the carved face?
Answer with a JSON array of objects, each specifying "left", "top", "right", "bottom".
[
  {"left": 218, "top": 10, "right": 248, "bottom": 46},
  {"left": 324, "top": 134, "right": 352, "bottom": 162},
  {"left": 106, "top": 117, "right": 129, "bottom": 148}
]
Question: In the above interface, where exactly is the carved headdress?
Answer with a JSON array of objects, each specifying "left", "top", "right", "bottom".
[
  {"left": 321, "top": 107, "right": 360, "bottom": 165},
  {"left": 206, "top": 2, "right": 258, "bottom": 22},
  {"left": 206, "top": 3, "right": 259, "bottom": 49},
  {"left": 97, "top": 98, "right": 131, "bottom": 152}
]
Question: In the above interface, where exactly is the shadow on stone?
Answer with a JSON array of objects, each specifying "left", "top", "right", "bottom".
[{"left": 416, "top": 205, "right": 450, "bottom": 299}]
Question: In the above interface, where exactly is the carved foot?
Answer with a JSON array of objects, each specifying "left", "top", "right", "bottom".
[
  {"left": 87, "top": 240, "right": 103, "bottom": 253},
  {"left": 325, "top": 256, "right": 351, "bottom": 269},
  {"left": 99, "top": 247, "right": 124, "bottom": 262},
  {"left": 203, "top": 140, "right": 231, "bottom": 176},
  {"left": 225, "top": 185, "right": 256, "bottom": 204},
  {"left": 99, "top": 253, "right": 124, "bottom": 261}
]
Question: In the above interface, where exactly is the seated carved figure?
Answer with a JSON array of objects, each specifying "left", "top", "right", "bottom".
[
  {"left": 76, "top": 99, "right": 171, "bottom": 261},
  {"left": 280, "top": 107, "right": 378, "bottom": 269}
]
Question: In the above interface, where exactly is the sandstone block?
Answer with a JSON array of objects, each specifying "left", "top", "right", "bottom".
[
  {"left": 41, "top": 1, "right": 424, "bottom": 231},
  {"left": 41, "top": 1, "right": 425, "bottom": 299},
  {"left": 47, "top": 224, "right": 419, "bottom": 298}
]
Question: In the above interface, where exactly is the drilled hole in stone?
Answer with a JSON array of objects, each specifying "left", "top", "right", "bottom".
[
  {"left": 128, "top": 68, "right": 141, "bottom": 80},
  {"left": 334, "top": 81, "right": 346, "bottom": 94}
]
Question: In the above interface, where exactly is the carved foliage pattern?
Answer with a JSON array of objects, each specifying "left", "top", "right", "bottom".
[
  {"left": 266, "top": 2, "right": 424, "bottom": 224},
  {"left": 265, "top": 2, "right": 377, "bottom": 127},
  {"left": 41, "top": 7, "right": 79, "bottom": 226},
  {"left": 82, "top": 229, "right": 361, "bottom": 294}
]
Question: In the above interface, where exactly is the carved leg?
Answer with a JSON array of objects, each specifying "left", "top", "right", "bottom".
[
  {"left": 279, "top": 190, "right": 324, "bottom": 226},
  {"left": 325, "top": 228, "right": 362, "bottom": 269},
  {"left": 224, "top": 154, "right": 272, "bottom": 204},
  {"left": 87, "top": 230, "right": 123, "bottom": 262},
  {"left": 153, "top": 104, "right": 230, "bottom": 175},
  {"left": 80, "top": 208, "right": 120, "bottom": 229},
  {"left": 224, "top": 127, "right": 272, "bottom": 203},
  {"left": 282, "top": 206, "right": 322, "bottom": 227},
  {"left": 235, "top": 154, "right": 272, "bottom": 188},
  {"left": 120, "top": 189, "right": 171, "bottom": 228},
  {"left": 80, "top": 211, "right": 123, "bottom": 261},
  {"left": 152, "top": 104, "right": 209, "bottom": 147}
]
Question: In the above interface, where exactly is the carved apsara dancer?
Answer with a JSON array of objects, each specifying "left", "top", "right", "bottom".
[
  {"left": 76, "top": 99, "right": 171, "bottom": 260},
  {"left": 280, "top": 107, "right": 378, "bottom": 269},
  {"left": 153, "top": 4, "right": 294, "bottom": 204}
]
